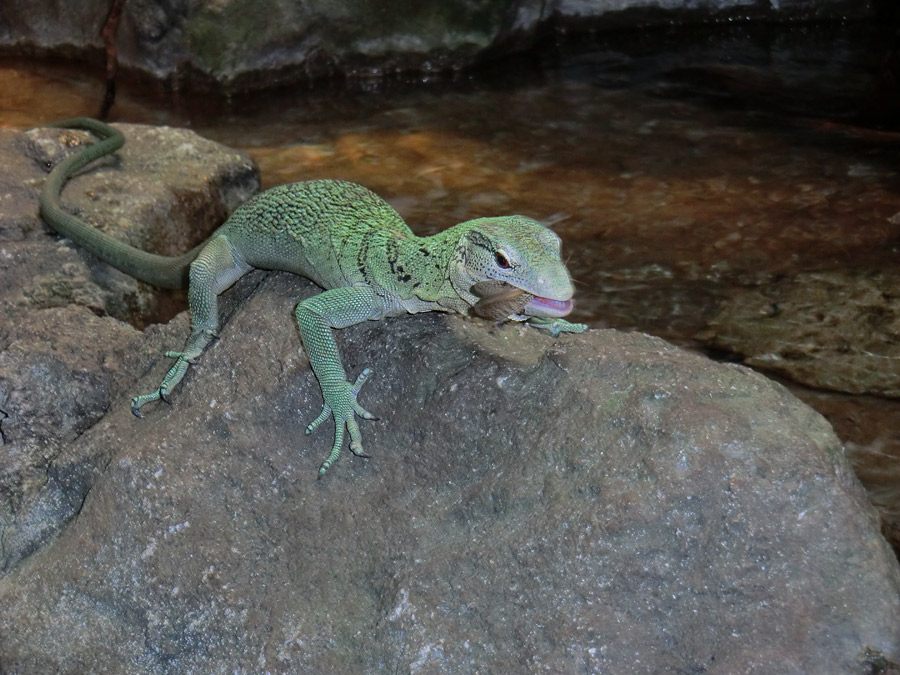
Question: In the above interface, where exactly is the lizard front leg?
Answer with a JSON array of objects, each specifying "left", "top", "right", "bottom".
[
  {"left": 526, "top": 317, "right": 588, "bottom": 337},
  {"left": 294, "top": 286, "right": 386, "bottom": 476},
  {"left": 132, "top": 234, "right": 251, "bottom": 415}
]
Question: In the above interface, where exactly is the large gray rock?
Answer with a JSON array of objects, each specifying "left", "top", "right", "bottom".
[
  {"left": 0, "top": 123, "right": 259, "bottom": 575},
  {"left": 0, "top": 0, "right": 873, "bottom": 93},
  {"left": 0, "top": 274, "right": 898, "bottom": 672},
  {"left": 0, "top": 121, "right": 897, "bottom": 672}
]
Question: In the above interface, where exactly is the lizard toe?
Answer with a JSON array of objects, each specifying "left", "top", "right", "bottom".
[
  {"left": 352, "top": 400, "right": 378, "bottom": 421},
  {"left": 305, "top": 404, "right": 332, "bottom": 435},
  {"left": 131, "top": 390, "right": 163, "bottom": 416},
  {"left": 349, "top": 441, "right": 371, "bottom": 458},
  {"left": 351, "top": 367, "right": 373, "bottom": 394},
  {"left": 346, "top": 417, "right": 370, "bottom": 459}
]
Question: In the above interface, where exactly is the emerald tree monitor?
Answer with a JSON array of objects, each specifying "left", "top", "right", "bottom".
[{"left": 38, "top": 118, "right": 587, "bottom": 476}]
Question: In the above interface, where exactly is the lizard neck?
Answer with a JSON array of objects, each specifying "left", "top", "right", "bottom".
[{"left": 393, "top": 224, "right": 474, "bottom": 313}]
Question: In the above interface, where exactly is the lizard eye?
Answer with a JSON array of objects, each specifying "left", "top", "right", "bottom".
[{"left": 494, "top": 251, "right": 511, "bottom": 269}]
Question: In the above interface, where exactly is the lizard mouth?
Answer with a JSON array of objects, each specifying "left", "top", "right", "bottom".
[
  {"left": 469, "top": 280, "right": 574, "bottom": 320},
  {"left": 524, "top": 295, "right": 574, "bottom": 318}
]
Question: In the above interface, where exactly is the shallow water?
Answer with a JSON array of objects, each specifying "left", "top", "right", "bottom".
[{"left": 2, "top": 20, "right": 900, "bottom": 542}]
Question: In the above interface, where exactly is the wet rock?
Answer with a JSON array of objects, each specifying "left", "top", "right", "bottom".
[
  {"left": 700, "top": 270, "right": 900, "bottom": 398},
  {"left": 0, "top": 0, "right": 873, "bottom": 93},
  {"left": 0, "top": 123, "right": 258, "bottom": 574},
  {"left": 0, "top": 271, "right": 898, "bottom": 672}
]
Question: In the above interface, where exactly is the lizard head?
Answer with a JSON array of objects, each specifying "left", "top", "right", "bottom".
[{"left": 452, "top": 216, "right": 576, "bottom": 320}]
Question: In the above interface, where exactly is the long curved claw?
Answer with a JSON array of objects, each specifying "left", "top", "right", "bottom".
[
  {"left": 346, "top": 417, "right": 370, "bottom": 459},
  {"left": 131, "top": 392, "right": 158, "bottom": 417}
]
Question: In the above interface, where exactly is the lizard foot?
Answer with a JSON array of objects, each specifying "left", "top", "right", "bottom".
[
  {"left": 130, "top": 352, "right": 193, "bottom": 417},
  {"left": 131, "top": 330, "right": 215, "bottom": 417},
  {"left": 307, "top": 368, "right": 378, "bottom": 477},
  {"left": 131, "top": 387, "right": 170, "bottom": 417},
  {"left": 527, "top": 317, "right": 588, "bottom": 338}
]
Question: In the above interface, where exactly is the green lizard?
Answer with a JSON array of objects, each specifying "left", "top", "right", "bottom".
[{"left": 38, "top": 118, "right": 587, "bottom": 475}]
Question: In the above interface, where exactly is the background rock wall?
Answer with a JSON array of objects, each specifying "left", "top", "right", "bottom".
[{"left": 0, "top": 0, "right": 877, "bottom": 92}]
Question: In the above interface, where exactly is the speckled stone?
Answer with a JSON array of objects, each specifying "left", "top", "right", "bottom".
[
  {"left": 0, "top": 124, "right": 258, "bottom": 575},
  {"left": 0, "top": 270, "right": 897, "bottom": 672}
]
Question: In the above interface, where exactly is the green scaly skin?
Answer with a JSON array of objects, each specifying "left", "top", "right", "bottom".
[{"left": 38, "top": 118, "right": 588, "bottom": 476}]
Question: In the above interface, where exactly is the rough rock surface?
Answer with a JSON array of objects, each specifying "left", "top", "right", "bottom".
[
  {"left": 0, "top": 275, "right": 898, "bottom": 672},
  {"left": 0, "top": 123, "right": 259, "bottom": 574},
  {"left": 0, "top": 122, "right": 898, "bottom": 673},
  {"left": 0, "top": 0, "right": 874, "bottom": 93},
  {"left": 10, "top": 123, "right": 258, "bottom": 324},
  {"left": 699, "top": 270, "right": 900, "bottom": 548}
]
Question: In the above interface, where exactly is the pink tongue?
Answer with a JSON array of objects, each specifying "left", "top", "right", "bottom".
[{"left": 527, "top": 296, "right": 573, "bottom": 316}]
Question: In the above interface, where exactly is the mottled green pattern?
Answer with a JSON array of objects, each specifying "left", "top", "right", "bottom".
[{"left": 39, "top": 118, "right": 587, "bottom": 475}]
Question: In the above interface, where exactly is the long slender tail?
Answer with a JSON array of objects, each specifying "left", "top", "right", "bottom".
[{"left": 38, "top": 117, "right": 198, "bottom": 289}]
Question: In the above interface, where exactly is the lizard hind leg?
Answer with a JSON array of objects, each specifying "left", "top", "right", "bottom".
[{"left": 132, "top": 234, "right": 251, "bottom": 416}]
